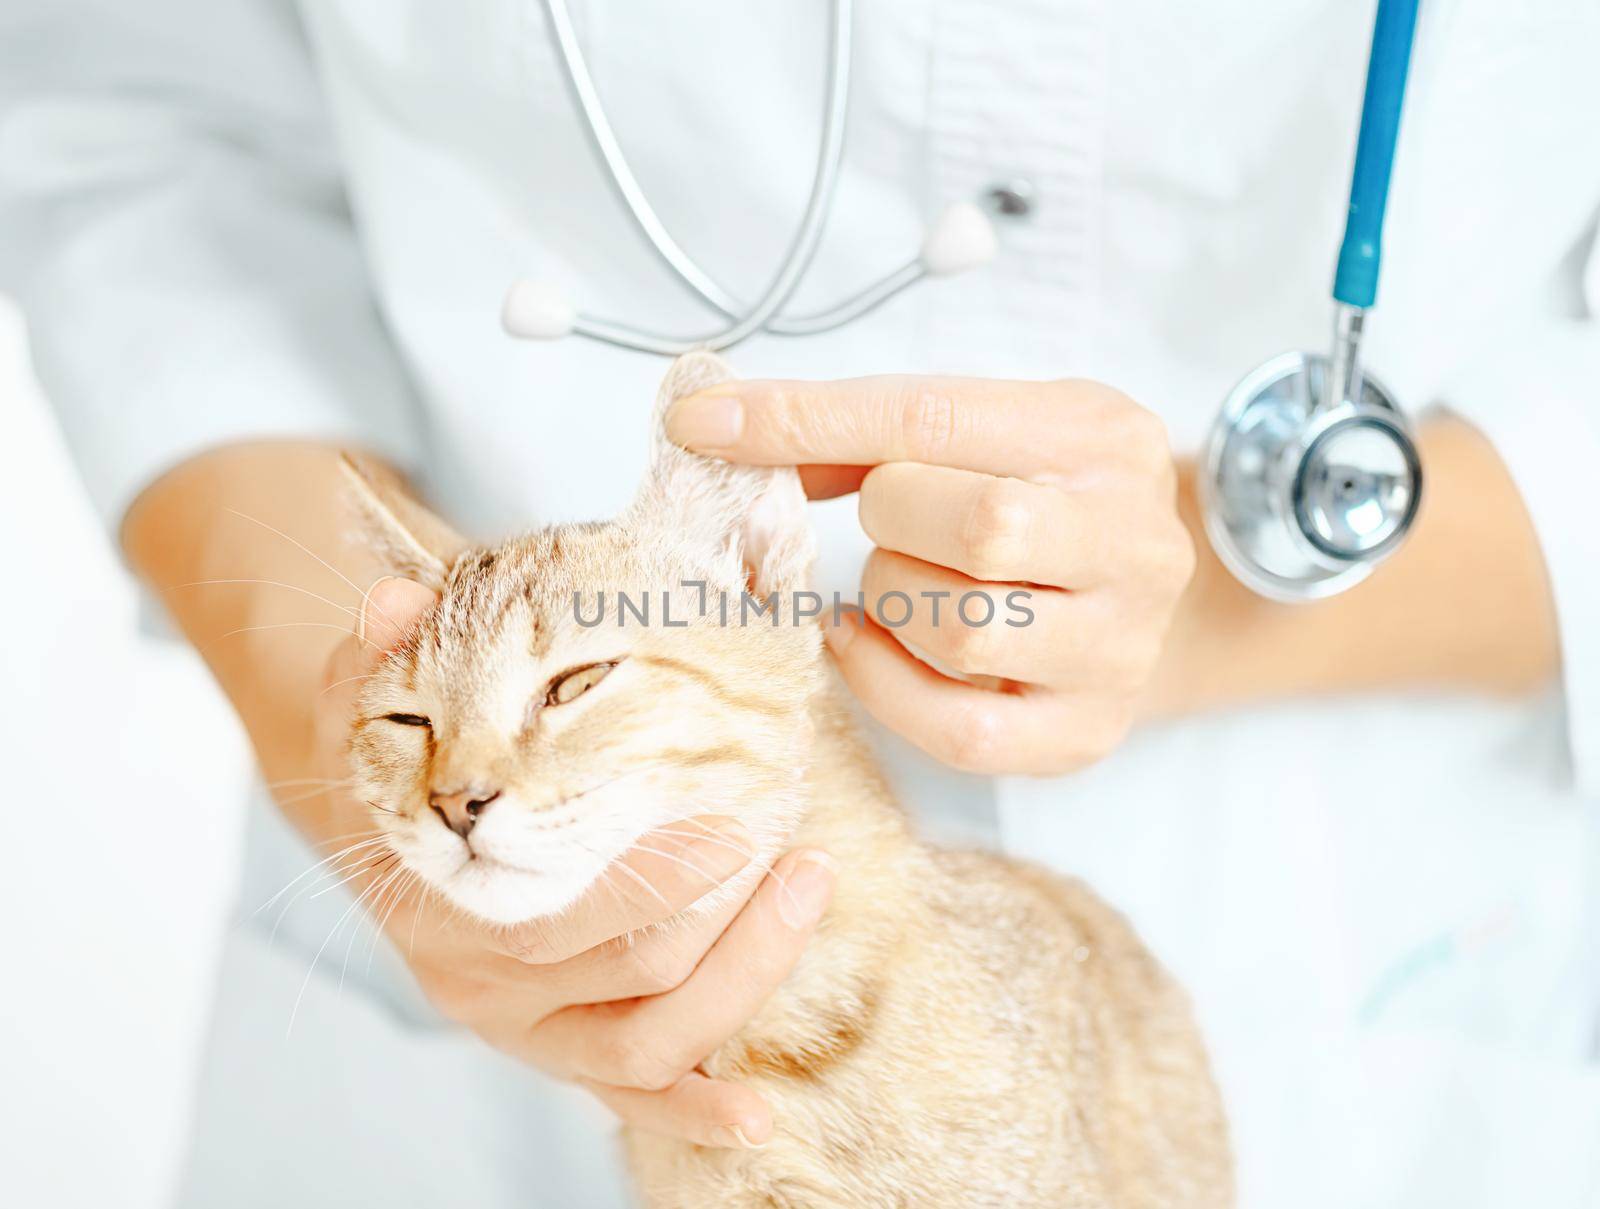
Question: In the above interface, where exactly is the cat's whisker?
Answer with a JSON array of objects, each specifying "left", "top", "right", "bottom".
[
  {"left": 365, "top": 867, "right": 416, "bottom": 974},
  {"left": 605, "top": 858, "right": 674, "bottom": 913},
  {"left": 253, "top": 836, "right": 390, "bottom": 918},
  {"left": 266, "top": 776, "right": 356, "bottom": 790},
  {"left": 407, "top": 877, "right": 432, "bottom": 959},
  {"left": 204, "top": 621, "right": 377, "bottom": 657},
  {"left": 308, "top": 846, "right": 399, "bottom": 901},
  {"left": 170, "top": 578, "right": 363, "bottom": 623},
  {"left": 597, "top": 867, "right": 657, "bottom": 930},
  {"left": 318, "top": 672, "right": 374, "bottom": 698},
  {"left": 269, "top": 847, "right": 396, "bottom": 947},
  {"left": 224, "top": 507, "right": 403, "bottom": 635},
  {"left": 630, "top": 841, "right": 726, "bottom": 888},
  {"left": 632, "top": 839, "right": 807, "bottom": 920},
  {"left": 274, "top": 781, "right": 359, "bottom": 807},
  {"left": 289, "top": 854, "right": 397, "bottom": 1036},
  {"left": 308, "top": 828, "right": 384, "bottom": 849},
  {"left": 637, "top": 835, "right": 804, "bottom": 922},
  {"left": 652, "top": 826, "right": 758, "bottom": 863},
  {"left": 341, "top": 860, "right": 406, "bottom": 994}
]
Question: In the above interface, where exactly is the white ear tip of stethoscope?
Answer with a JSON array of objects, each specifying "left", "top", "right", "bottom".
[
  {"left": 501, "top": 279, "right": 576, "bottom": 340},
  {"left": 920, "top": 201, "right": 999, "bottom": 276}
]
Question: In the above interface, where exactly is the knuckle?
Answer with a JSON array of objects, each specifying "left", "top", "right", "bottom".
[
  {"left": 1127, "top": 403, "right": 1171, "bottom": 450},
  {"left": 609, "top": 1035, "right": 691, "bottom": 1092},
  {"left": 768, "top": 385, "right": 816, "bottom": 454},
  {"left": 1050, "top": 376, "right": 1128, "bottom": 418},
  {"left": 1166, "top": 525, "right": 1198, "bottom": 593},
  {"left": 1119, "top": 406, "right": 1173, "bottom": 473},
  {"left": 501, "top": 925, "right": 560, "bottom": 965},
  {"left": 940, "top": 701, "right": 1004, "bottom": 774},
  {"left": 963, "top": 478, "right": 1033, "bottom": 580},
  {"left": 898, "top": 385, "right": 964, "bottom": 462},
  {"left": 622, "top": 938, "right": 700, "bottom": 997},
  {"left": 944, "top": 611, "right": 1001, "bottom": 675},
  {"left": 1088, "top": 701, "right": 1136, "bottom": 759},
  {"left": 1105, "top": 633, "right": 1164, "bottom": 690},
  {"left": 1135, "top": 520, "right": 1196, "bottom": 600}
]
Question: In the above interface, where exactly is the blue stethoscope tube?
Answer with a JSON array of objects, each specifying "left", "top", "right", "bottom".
[{"left": 1335, "top": 0, "right": 1421, "bottom": 311}]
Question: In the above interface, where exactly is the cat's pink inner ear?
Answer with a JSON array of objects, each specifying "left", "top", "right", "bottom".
[
  {"left": 742, "top": 469, "right": 812, "bottom": 596},
  {"left": 359, "top": 577, "right": 439, "bottom": 651}
]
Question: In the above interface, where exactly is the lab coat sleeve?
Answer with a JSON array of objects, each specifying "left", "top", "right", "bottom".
[
  {"left": 0, "top": 0, "right": 423, "bottom": 528},
  {"left": 1441, "top": 238, "right": 1600, "bottom": 797}
]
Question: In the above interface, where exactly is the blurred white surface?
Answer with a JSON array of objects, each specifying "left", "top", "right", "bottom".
[{"left": 0, "top": 294, "right": 250, "bottom": 1209}]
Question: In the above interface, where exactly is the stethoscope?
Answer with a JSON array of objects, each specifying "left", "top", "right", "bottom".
[{"left": 503, "top": 0, "right": 1424, "bottom": 603}]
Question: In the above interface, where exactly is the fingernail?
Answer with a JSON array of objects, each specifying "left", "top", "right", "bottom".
[
  {"left": 357, "top": 576, "right": 398, "bottom": 645},
  {"left": 666, "top": 395, "right": 744, "bottom": 451},
  {"left": 715, "top": 1124, "right": 768, "bottom": 1150},
  {"left": 775, "top": 850, "right": 838, "bottom": 930}
]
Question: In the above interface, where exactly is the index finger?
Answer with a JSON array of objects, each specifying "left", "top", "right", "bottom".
[{"left": 665, "top": 375, "right": 1121, "bottom": 478}]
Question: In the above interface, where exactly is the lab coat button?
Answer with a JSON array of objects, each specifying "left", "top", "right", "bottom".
[{"left": 985, "top": 177, "right": 1037, "bottom": 218}]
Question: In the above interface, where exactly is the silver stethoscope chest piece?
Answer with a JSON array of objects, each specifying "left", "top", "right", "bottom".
[
  {"left": 1203, "top": 342, "right": 1421, "bottom": 601},
  {"left": 1202, "top": 0, "right": 1424, "bottom": 602}
]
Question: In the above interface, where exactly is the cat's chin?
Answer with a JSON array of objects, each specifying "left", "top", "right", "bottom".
[{"left": 425, "top": 856, "right": 599, "bottom": 926}]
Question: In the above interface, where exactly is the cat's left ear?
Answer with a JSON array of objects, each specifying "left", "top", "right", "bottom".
[
  {"left": 338, "top": 453, "right": 469, "bottom": 593},
  {"left": 632, "top": 352, "right": 814, "bottom": 597}
]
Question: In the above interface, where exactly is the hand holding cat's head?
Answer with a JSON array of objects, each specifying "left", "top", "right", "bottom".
[{"left": 343, "top": 354, "right": 822, "bottom": 925}]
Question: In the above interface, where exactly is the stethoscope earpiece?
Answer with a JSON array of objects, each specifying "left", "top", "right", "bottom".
[
  {"left": 501, "top": 199, "right": 1000, "bottom": 348},
  {"left": 919, "top": 202, "right": 999, "bottom": 277},
  {"left": 502, "top": 279, "right": 575, "bottom": 341}
]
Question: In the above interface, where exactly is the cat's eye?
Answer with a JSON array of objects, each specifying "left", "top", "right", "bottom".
[
  {"left": 544, "top": 661, "right": 617, "bottom": 707},
  {"left": 383, "top": 713, "right": 431, "bottom": 728}
]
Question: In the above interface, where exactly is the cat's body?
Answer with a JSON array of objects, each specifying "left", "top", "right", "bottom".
[
  {"left": 630, "top": 684, "right": 1230, "bottom": 1208},
  {"left": 344, "top": 354, "right": 1231, "bottom": 1208}
]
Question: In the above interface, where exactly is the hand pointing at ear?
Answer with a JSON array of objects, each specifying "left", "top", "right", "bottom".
[{"left": 667, "top": 376, "right": 1195, "bottom": 775}]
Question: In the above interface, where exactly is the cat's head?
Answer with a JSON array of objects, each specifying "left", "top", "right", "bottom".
[{"left": 344, "top": 354, "right": 822, "bottom": 925}]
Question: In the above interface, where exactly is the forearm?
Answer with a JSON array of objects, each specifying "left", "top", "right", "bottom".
[
  {"left": 1146, "top": 415, "right": 1560, "bottom": 717},
  {"left": 122, "top": 442, "right": 394, "bottom": 804}
]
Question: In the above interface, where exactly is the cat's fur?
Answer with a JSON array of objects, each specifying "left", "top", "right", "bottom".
[{"left": 344, "top": 353, "right": 1232, "bottom": 1208}]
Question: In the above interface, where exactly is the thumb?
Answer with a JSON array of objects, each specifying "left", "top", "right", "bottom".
[
  {"left": 357, "top": 575, "right": 440, "bottom": 652},
  {"left": 315, "top": 576, "right": 439, "bottom": 741}
]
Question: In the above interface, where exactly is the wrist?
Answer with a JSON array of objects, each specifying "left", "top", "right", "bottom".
[
  {"left": 1139, "top": 460, "right": 1306, "bottom": 721},
  {"left": 124, "top": 442, "right": 382, "bottom": 757}
]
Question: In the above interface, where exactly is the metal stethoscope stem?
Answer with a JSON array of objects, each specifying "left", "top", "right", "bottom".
[{"left": 1201, "top": 0, "right": 1424, "bottom": 601}]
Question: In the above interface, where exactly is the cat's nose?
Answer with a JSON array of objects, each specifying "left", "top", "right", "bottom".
[{"left": 428, "top": 786, "right": 500, "bottom": 839}]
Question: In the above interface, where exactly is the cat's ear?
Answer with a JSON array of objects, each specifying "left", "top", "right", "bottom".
[
  {"left": 631, "top": 352, "right": 814, "bottom": 597},
  {"left": 338, "top": 453, "right": 468, "bottom": 593}
]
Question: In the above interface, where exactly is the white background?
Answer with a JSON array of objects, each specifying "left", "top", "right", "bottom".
[{"left": 0, "top": 294, "right": 250, "bottom": 1209}]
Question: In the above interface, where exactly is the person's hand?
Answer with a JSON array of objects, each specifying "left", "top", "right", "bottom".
[
  {"left": 667, "top": 375, "right": 1194, "bottom": 775},
  {"left": 304, "top": 578, "right": 837, "bottom": 1149}
]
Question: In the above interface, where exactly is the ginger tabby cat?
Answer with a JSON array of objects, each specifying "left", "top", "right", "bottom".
[{"left": 343, "top": 353, "right": 1231, "bottom": 1207}]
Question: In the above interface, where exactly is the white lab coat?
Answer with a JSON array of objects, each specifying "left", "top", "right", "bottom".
[{"left": 3, "top": 1, "right": 1600, "bottom": 1205}]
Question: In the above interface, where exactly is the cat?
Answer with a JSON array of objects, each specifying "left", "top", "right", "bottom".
[{"left": 342, "top": 352, "right": 1232, "bottom": 1208}]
